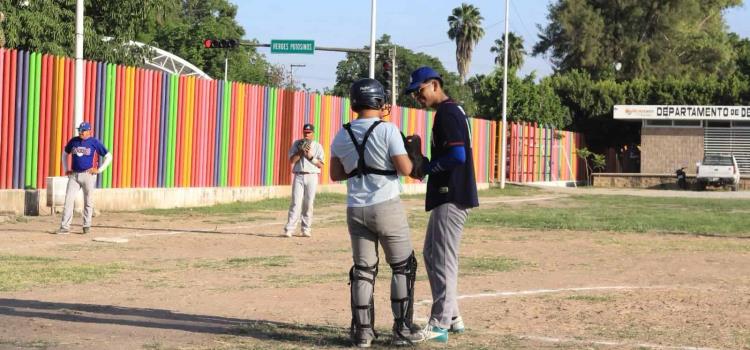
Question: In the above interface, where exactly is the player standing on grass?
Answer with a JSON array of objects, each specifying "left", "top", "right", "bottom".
[{"left": 404, "top": 66, "right": 479, "bottom": 343}]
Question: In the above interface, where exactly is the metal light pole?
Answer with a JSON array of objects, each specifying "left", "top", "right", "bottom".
[
  {"left": 224, "top": 52, "right": 228, "bottom": 81},
  {"left": 74, "top": 0, "right": 84, "bottom": 133},
  {"left": 368, "top": 0, "right": 377, "bottom": 79},
  {"left": 500, "top": 0, "right": 510, "bottom": 188}
]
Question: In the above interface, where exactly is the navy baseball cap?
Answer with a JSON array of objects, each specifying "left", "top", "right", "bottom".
[
  {"left": 405, "top": 66, "right": 443, "bottom": 94},
  {"left": 78, "top": 121, "right": 91, "bottom": 131},
  {"left": 303, "top": 123, "right": 314, "bottom": 133}
]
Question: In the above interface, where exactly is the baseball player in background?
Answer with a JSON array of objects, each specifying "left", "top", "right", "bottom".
[
  {"left": 56, "top": 121, "right": 112, "bottom": 234},
  {"left": 283, "top": 123, "right": 324, "bottom": 237},
  {"left": 404, "top": 66, "right": 479, "bottom": 343},
  {"left": 330, "top": 78, "right": 425, "bottom": 347}
]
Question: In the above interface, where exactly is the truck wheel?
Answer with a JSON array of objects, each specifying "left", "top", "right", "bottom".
[
  {"left": 732, "top": 184, "right": 739, "bottom": 192},
  {"left": 698, "top": 182, "right": 707, "bottom": 191}
]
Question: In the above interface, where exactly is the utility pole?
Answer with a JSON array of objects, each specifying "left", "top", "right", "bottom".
[
  {"left": 389, "top": 47, "right": 397, "bottom": 105},
  {"left": 500, "top": 0, "right": 510, "bottom": 189},
  {"left": 74, "top": 0, "right": 84, "bottom": 132},
  {"left": 290, "top": 64, "right": 306, "bottom": 89}
]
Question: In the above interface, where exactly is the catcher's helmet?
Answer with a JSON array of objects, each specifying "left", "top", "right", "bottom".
[{"left": 350, "top": 78, "right": 385, "bottom": 110}]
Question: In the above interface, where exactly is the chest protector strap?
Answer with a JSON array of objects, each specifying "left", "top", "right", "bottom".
[{"left": 343, "top": 121, "right": 397, "bottom": 178}]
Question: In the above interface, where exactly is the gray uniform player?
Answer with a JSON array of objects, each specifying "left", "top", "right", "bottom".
[
  {"left": 330, "top": 78, "right": 425, "bottom": 348},
  {"left": 284, "top": 123, "right": 324, "bottom": 237}
]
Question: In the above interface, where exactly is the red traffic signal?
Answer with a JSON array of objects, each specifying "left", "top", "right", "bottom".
[{"left": 203, "top": 39, "right": 238, "bottom": 49}]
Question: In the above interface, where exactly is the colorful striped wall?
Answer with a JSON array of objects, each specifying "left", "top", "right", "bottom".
[
  {"left": 0, "top": 48, "right": 497, "bottom": 190},
  {"left": 507, "top": 122, "right": 584, "bottom": 182}
]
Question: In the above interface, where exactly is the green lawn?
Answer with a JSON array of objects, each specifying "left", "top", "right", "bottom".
[
  {"left": 0, "top": 255, "right": 123, "bottom": 292},
  {"left": 139, "top": 192, "right": 347, "bottom": 216},
  {"left": 468, "top": 194, "right": 750, "bottom": 237}
]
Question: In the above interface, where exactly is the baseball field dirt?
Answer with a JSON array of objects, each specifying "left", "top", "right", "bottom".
[{"left": 0, "top": 186, "right": 748, "bottom": 349}]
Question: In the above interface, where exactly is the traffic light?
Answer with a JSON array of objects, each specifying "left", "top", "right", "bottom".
[
  {"left": 203, "top": 39, "right": 238, "bottom": 49},
  {"left": 382, "top": 61, "right": 392, "bottom": 99}
]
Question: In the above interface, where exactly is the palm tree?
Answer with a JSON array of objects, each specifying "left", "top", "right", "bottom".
[
  {"left": 448, "top": 3, "right": 485, "bottom": 84},
  {"left": 490, "top": 32, "right": 526, "bottom": 71}
]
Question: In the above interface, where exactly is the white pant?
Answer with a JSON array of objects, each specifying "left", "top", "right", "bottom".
[
  {"left": 284, "top": 173, "right": 319, "bottom": 234},
  {"left": 60, "top": 172, "right": 97, "bottom": 230}
]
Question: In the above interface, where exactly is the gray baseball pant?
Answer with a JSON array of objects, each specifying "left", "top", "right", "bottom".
[
  {"left": 60, "top": 172, "right": 97, "bottom": 230},
  {"left": 284, "top": 173, "right": 318, "bottom": 234},
  {"left": 423, "top": 202, "right": 469, "bottom": 329},
  {"left": 348, "top": 197, "right": 414, "bottom": 331}
]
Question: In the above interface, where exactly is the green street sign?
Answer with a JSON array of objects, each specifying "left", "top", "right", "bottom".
[{"left": 271, "top": 40, "right": 315, "bottom": 54}]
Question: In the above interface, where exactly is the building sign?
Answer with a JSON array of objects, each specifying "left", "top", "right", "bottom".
[{"left": 614, "top": 105, "right": 750, "bottom": 120}]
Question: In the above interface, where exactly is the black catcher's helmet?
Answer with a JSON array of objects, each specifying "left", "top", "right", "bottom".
[{"left": 350, "top": 78, "right": 386, "bottom": 110}]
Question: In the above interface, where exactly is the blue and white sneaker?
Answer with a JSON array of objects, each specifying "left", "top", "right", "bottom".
[
  {"left": 450, "top": 316, "right": 465, "bottom": 333},
  {"left": 423, "top": 324, "right": 449, "bottom": 343}
]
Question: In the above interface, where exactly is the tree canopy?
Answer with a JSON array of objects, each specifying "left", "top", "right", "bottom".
[{"left": 533, "top": 0, "right": 743, "bottom": 80}]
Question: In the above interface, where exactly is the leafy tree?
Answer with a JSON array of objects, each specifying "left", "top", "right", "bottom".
[
  {"left": 490, "top": 32, "right": 526, "bottom": 70},
  {"left": 149, "top": 0, "right": 278, "bottom": 84},
  {"left": 729, "top": 33, "right": 750, "bottom": 79},
  {"left": 0, "top": 0, "right": 152, "bottom": 65},
  {"left": 577, "top": 147, "right": 605, "bottom": 184},
  {"left": 473, "top": 68, "right": 572, "bottom": 127},
  {"left": 447, "top": 3, "right": 485, "bottom": 84},
  {"left": 533, "top": 0, "right": 742, "bottom": 80},
  {"left": 0, "top": 0, "right": 279, "bottom": 85},
  {"left": 332, "top": 35, "right": 474, "bottom": 113}
]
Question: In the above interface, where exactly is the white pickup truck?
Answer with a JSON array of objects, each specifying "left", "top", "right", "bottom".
[{"left": 696, "top": 154, "right": 741, "bottom": 191}]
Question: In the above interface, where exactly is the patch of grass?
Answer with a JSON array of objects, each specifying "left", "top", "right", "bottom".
[
  {"left": 265, "top": 272, "right": 347, "bottom": 288},
  {"left": 142, "top": 342, "right": 179, "bottom": 350},
  {"left": 461, "top": 256, "right": 526, "bottom": 274},
  {"left": 0, "top": 339, "right": 57, "bottom": 349},
  {"left": 192, "top": 256, "right": 293, "bottom": 270},
  {"left": 467, "top": 194, "right": 750, "bottom": 237},
  {"left": 0, "top": 255, "right": 123, "bottom": 292},
  {"left": 565, "top": 294, "right": 614, "bottom": 303},
  {"left": 228, "top": 321, "right": 350, "bottom": 348},
  {"left": 482, "top": 184, "right": 543, "bottom": 197},
  {"left": 139, "top": 192, "right": 347, "bottom": 216}
]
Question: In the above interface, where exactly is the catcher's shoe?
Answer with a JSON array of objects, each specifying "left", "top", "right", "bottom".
[
  {"left": 351, "top": 328, "right": 375, "bottom": 348},
  {"left": 449, "top": 316, "right": 465, "bottom": 333},
  {"left": 391, "top": 323, "right": 426, "bottom": 346}
]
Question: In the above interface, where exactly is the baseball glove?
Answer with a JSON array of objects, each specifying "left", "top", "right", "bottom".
[
  {"left": 404, "top": 134, "right": 428, "bottom": 179},
  {"left": 297, "top": 139, "right": 312, "bottom": 153}
]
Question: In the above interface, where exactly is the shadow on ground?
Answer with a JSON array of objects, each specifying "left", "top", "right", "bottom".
[{"left": 0, "top": 298, "right": 352, "bottom": 347}]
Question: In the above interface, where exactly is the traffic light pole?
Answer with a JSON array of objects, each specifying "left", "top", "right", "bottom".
[
  {"left": 224, "top": 51, "right": 228, "bottom": 81},
  {"left": 390, "top": 47, "right": 397, "bottom": 105}
]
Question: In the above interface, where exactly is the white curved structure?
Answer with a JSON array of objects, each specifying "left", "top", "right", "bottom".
[{"left": 128, "top": 40, "right": 212, "bottom": 79}]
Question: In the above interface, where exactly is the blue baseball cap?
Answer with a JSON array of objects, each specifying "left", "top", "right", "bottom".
[
  {"left": 303, "top": 123, "right": 314, "bottom": 133},
  {"left": 405, "top": 66, "right": 443, "bottom": 94},
  {"left": 78, "top": 121, "right": 91, "bottom": 132}
]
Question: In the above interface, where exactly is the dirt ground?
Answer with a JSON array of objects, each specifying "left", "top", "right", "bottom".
[{"left": 0, "top": 189, "right": 748, "bottom": 350}]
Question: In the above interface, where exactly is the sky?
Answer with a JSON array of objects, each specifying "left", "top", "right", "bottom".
[{"left": 231, "top": 0, "right": 750, "bottom": 91}]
